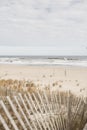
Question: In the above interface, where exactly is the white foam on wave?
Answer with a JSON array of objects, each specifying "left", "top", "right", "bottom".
[{"left": 0, "top": 57, "right": 87, "bottom": 67}]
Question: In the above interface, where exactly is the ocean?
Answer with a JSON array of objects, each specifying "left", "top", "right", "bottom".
[{"left": 0, "top": 56, "right": 87, "bottom": 66}]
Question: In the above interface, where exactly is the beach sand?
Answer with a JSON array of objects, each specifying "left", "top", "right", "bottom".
[{"left": 0, "top": 64, "right": 87, "bottom": 96}]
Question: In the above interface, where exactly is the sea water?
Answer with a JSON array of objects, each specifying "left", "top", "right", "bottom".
[{"left": 0, "top": 56, "right": 87, "bottom": 67}]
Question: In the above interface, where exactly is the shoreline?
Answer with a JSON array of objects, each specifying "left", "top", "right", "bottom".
[{"left": 1, "top": 63, "right": 87, "bottom": 67}]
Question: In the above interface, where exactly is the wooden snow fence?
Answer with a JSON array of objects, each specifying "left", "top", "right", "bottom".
[{"left": 0, "top": 90, "right": 87, "bottom": 130}]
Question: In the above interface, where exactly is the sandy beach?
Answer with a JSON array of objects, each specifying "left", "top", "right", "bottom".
[
  {"left": 0, "top": 64, "right": 87, "bottom": 96},
  {"left": 0, "top": 64, "right": 87, "bottom": 130}
]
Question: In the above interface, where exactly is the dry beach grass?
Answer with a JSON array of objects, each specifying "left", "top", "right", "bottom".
[
  {"left": 0, "top": 65, "right": 87, "bottom": 129},
  {"left": 0, "top": 64, "right": 87, "bottom": 96}
]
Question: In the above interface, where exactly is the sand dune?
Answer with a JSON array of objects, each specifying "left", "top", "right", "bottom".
[{"left": 0, "top": 64, "right": 87, "bottom": 96}]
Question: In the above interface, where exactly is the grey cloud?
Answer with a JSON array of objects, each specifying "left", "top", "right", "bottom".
[
  {"left": 69, "top": 0, "right": 84, "bottom": 6},
  {"left": 0, "top": 0, "right": 87, "bottom": 55}
]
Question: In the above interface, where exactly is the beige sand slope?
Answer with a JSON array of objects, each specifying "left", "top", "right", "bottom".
[{"left": 0, "top": 64, "right": 87, "bottom": 96}]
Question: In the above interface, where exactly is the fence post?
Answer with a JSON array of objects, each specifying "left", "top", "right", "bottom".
[{"left": 67, "top": 91, "right": 71, "bottom": 130}]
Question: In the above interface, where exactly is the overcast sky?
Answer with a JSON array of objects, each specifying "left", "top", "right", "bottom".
[{"left": 0, "top": 0, "right": 87, "bottom": 55}]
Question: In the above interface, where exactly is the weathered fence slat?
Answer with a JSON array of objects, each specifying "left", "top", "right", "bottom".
[
  {"left": 25, "top": 94, "right": 43, "bottom": 130},
  {"left": 18, "top": 93, "right": 38, "bottom": 130},
  {"left": 0, "top": 115, "right": 10, "bottom": 130},
  {"left": 0, "top": 100, "right": 19, "bottom": 130},
  {"left": 36, "top": 91, "right": 54, "bottom": 130},
  {"left": 14, "top": 96, "right": 33, "bottom": 130},
  {"left": 6, "top": 96, "right": 27, "bottom": 130},
  {"left": 0, "top": 90, "right": 87, "bottom": 130},
  {"left": 32, "top": 93, "right": 51, "bottom": 130}
]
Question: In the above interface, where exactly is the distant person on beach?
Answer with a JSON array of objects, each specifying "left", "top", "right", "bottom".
[{"left": 65, "top": 69, "right": 66, "bottom": 77}]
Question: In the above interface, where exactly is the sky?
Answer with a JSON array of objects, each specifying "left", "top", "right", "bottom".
[{"left": 0, "top": 0, "right": 87, "bottom": 55}]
